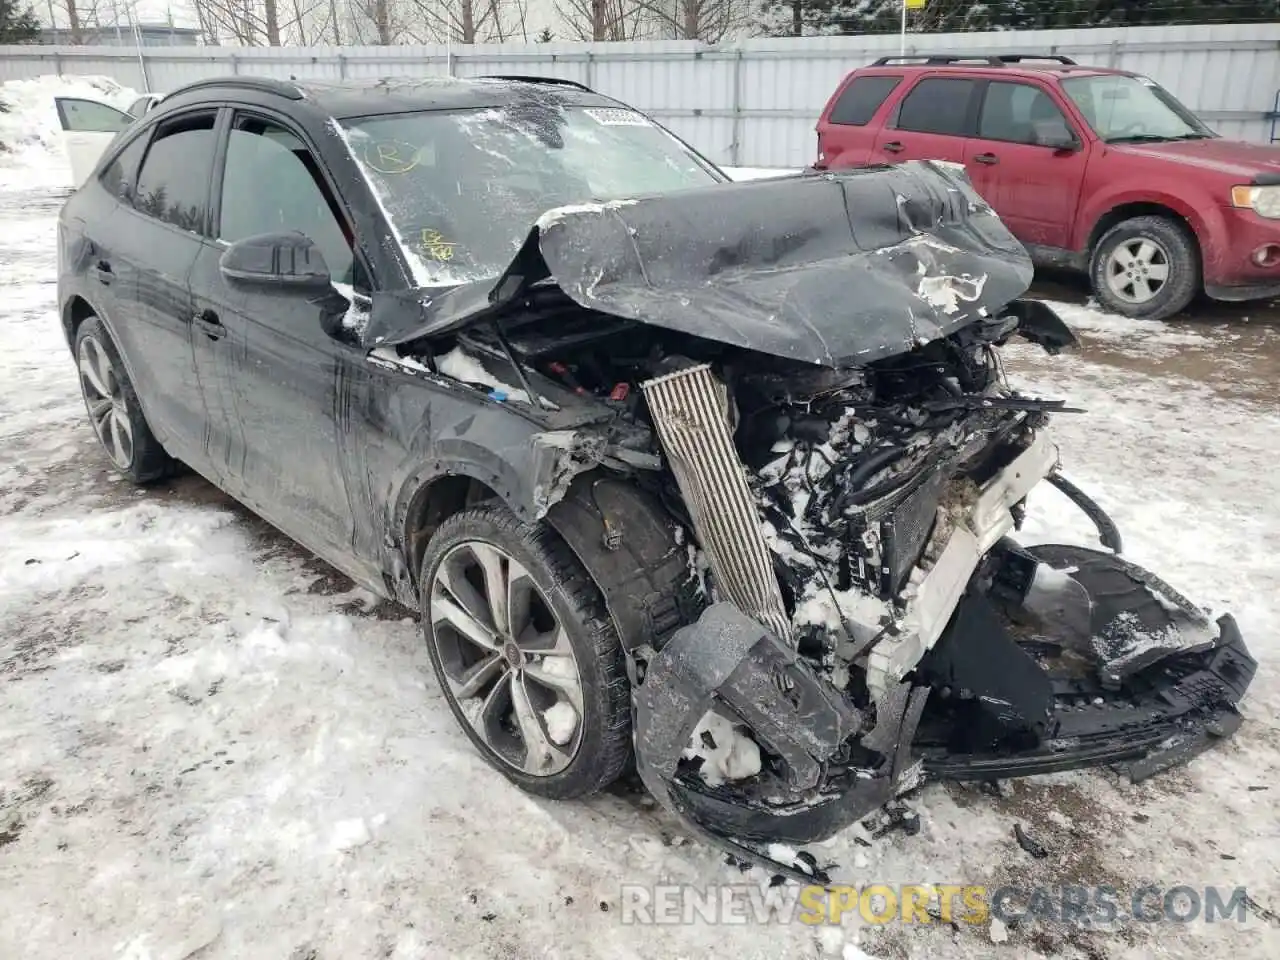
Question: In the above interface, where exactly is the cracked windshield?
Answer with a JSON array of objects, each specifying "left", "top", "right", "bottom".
[{"left": 340, "top": 100, "right": 721, "bottom": 286}]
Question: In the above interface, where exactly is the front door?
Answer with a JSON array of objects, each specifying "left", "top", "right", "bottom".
[
  {"left": 870, "top": 76, "right": 978, "bottom": 165},
  {"left": 190, "top": 109, "right": 367, "bottom": 562},
  {"left": 964, "top": 81, "right": 1090, "bottom": 250},
  {"left": 54, "top": 96, "right": 136, "bottom": 186}
]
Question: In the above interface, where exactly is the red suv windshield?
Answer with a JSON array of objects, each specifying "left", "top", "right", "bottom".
[{"left": 1060, "top": 75, "right": 1214, "bottom": 143}]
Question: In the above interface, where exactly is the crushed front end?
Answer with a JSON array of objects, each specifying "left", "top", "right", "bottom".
[
  {"left": 628, "top": 341, "right": 1255, "bottom": 875},
  {"left": 395, "top": 160, "right": 1257, "bottom": 878}
]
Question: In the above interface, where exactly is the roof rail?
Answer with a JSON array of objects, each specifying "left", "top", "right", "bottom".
[
  {"left": 870, "top": 53, "right": 1077, "bottom": 67},
  {"left": 165, "top": 76, "right": 306, "bottom": 101},
  {"left": 479, "top": 74, "right": 593, "bottom": 92}
]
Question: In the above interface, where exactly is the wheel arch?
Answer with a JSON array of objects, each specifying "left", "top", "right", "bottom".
[
  {"left": 1085, "top": 200, "right": 1204, "bottom": 268},
  {"left": 399, "top": 466, "right": 506, "bottom": 591},
  {"left": 62, "top": 293, "right": 100, "bottom": 348}
]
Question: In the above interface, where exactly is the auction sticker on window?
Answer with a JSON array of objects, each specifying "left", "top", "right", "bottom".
[{"left": 583, "top": 108, "right": 653, "bottom": 127}]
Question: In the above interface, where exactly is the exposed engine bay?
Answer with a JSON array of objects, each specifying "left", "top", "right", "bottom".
[{"left": 369, "top": 164, "right": 1256, "bottom": 881}]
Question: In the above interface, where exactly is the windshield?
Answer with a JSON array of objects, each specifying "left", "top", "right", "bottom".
[
  {"left": 338, "top": 103, "right": 723, "bottom": 287},
  {"left": 1061, "top": 75, "right": 1214, "bottom": 143}
]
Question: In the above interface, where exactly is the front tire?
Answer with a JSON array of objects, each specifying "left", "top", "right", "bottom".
[
  {"left": 419, "top": 502, "right": 632, "bottom": 799},
  {"left": 74, "top": 315, "right": 175, "bottom": 483},
  {"left": 1089, "top": 215, "right": 1199, "bottom": 321}
]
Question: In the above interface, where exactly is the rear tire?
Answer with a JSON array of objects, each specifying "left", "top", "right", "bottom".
[
  {"left": 1089, "top": 215, "right": 1199, "bottom": 321},
  {"left": 73, "top": 315, "right": 175, "bottom": 483}
]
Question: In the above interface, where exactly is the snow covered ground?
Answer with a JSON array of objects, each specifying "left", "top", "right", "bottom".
[{"left": 2, "top": 78, "right": 1278, "bottom": 960}]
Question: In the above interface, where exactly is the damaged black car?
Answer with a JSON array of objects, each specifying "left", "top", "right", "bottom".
[{"left": 57, "top": 75, "right": 1256, "bottom": 880}]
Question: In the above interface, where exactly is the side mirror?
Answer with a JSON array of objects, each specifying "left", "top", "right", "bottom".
[
  {"left": 1036, "top": 125, "right": 1079, "bottom": 151},
  {"left": 219, "top": 232, "right": 331, "bottom": 291}
]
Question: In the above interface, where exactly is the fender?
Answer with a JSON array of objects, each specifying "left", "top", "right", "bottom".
[{"left": 60, "top": 284, "right": 174, "bottom": 448}]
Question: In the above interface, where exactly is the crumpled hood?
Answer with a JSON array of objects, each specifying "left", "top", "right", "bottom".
[{"left": 365, "top": 161, "right": 1034, "bottom": 366}]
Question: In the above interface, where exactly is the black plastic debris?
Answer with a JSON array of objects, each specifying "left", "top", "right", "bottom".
[{"left": 1014, "top": 823, "right": 1049, "bottom": 859}]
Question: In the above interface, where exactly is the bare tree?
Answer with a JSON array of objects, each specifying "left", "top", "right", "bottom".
[
  {"left": 631, "top": 0, "right": 751, "bottom": 40},
  {"left": 555, "top": 0, "right": 649, "bottom": 40},
  {"left": 402, "top": 0, "right": 530, "bottom": 43},
  {"left": 53, "top": 0, "right": 102, "bottom": 44},
  {"left": 190, "top": 0, "right": 328, "bottom": 45}
]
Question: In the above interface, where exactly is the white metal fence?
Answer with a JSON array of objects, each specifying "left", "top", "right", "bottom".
[{"left": 2, "top": 23, "right": 1277, "bottom": 167}]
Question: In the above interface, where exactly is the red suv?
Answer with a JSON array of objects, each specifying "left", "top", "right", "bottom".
[{"left": 814, "top": 54, "right": 1280, "bottom": 320}]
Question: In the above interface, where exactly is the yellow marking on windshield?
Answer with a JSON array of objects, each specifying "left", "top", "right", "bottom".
[
  {"left": 364, "top": 140, "right": 421, "bottom": 174},
  {"left": 420, "top": 229, "right": 456, "bottom": 261}
]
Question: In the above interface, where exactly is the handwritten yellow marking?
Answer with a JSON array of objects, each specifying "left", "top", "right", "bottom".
[
  {"left": 364, "top": 140, "right": 421, "bottom": 174},
  {"left": 420, "top": 228, "right": 456, "bottom": 261}
]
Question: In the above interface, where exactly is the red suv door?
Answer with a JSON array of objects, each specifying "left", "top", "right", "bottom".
[
  {"left": 963, "top": 80, "right": 1091, "bottom": 250},
  {"left": 869, "top": 75, "right": 981, "bottom": 165}
]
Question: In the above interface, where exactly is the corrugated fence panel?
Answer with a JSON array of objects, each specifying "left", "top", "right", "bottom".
[{"left": 2, "top": 24, "right": 1278, "bottom": 163}]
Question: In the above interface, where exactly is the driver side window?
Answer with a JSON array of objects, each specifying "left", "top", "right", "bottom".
[
  {"left": 979, "top": 82, "right": 1073, "bottom": 146},
  {"left": 218, "top": 114, "right": 363, "bottom": 288}
]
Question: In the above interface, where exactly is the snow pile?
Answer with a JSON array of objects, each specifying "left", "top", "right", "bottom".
[
  {"left": 1046, "top": 297, "right": 1214, "bottom": 351},
  {"left": 0, "top": 74, "right": 138, "bottom": 188}
]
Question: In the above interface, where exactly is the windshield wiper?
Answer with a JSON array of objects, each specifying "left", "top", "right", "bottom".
[
  {"left": 1107, "top": 132, "right": 1211, "bottom": 144},
  {"left": 1106, "top": 134, "right": 1178, "bottom": 144}
]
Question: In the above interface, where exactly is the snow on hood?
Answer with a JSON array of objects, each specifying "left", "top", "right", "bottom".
[
  {"left": 364, "top": 161, "right": 1034, "bottom": 366},
  {"left": 0, "top": 74, "right": 139, "bottom": 188}
]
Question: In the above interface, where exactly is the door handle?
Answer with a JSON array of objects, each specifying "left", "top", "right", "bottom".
[
  {"left": 94, "top": 259, "right": 112, "bottom": 285},
  {"left": 972, "top": 152, "right": 999, "bottom": 165},
  {"left": 883, "top": 141, "right": 905, "bottom": 154},
  {"left": 193, "top": 309, "right": 223, "bottom": 341}
]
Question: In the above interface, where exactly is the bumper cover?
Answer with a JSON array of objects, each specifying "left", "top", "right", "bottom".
[{"left": 630, "top": 549, "right": 1256, "bottom": 880}]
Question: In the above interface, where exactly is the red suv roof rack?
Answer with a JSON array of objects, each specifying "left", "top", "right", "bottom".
[{"left": 869, "top": 54, "right": 1077, "bottom": 67}]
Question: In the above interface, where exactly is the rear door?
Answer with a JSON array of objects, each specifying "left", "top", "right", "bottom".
[
  {"left": 108, "top": 108, "right": 222, "bottom": 473},
  {"left": 817, "top": 73, "right": 904, "bottom": 169},
  {"left": 963, "top": 80, "right": 1090, "bottom": 250},
  {"left": 54, "top": 96, "right": 136, "bottom": 187},
  {"left": 870, "top": 76, "right": 980, "bottom": 165}
]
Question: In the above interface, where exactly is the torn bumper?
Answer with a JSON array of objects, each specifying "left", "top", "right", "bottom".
[
  {"left": 632, "top": 602, "right": 926, "bottom": 851},
  {"left": 631, "top": 551, "right": 1256, "bottom": 862}
]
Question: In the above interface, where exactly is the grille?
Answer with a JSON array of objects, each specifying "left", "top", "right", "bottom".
[{"left": 641, "top": 364, "right": 792, "bottom": 643}]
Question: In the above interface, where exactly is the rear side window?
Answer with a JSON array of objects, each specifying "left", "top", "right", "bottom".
[
  {"left": 100, "top": 132, "right": 149, "bottom": 202},
  {"left": 132, "top": 111, "right": 218, "bottom": 235},
  {"left": 894, "top": 78, "right": 978, "bottom": 136},
  {"left": 829, "top": 75, "right": 902, "bottom": 126}
]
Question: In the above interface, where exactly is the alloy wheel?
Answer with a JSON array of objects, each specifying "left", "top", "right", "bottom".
[
  {"left": 428, "top": 541, "right": 585, "bottom": 777},
  {"left": 1104, "top": 237, "right": 1171, "bottom": 305},
  {"left": 77, "top": 334, "right": 134, "bottom": 470}
]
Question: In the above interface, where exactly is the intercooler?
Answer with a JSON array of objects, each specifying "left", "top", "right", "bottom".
[{"left": 641, "top": 364, "right": 793, "bottom": 643}]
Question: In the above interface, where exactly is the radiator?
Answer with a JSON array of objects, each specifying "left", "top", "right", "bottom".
[{"left": 641, "top": 364, "right": 792, "bottom": 643}]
